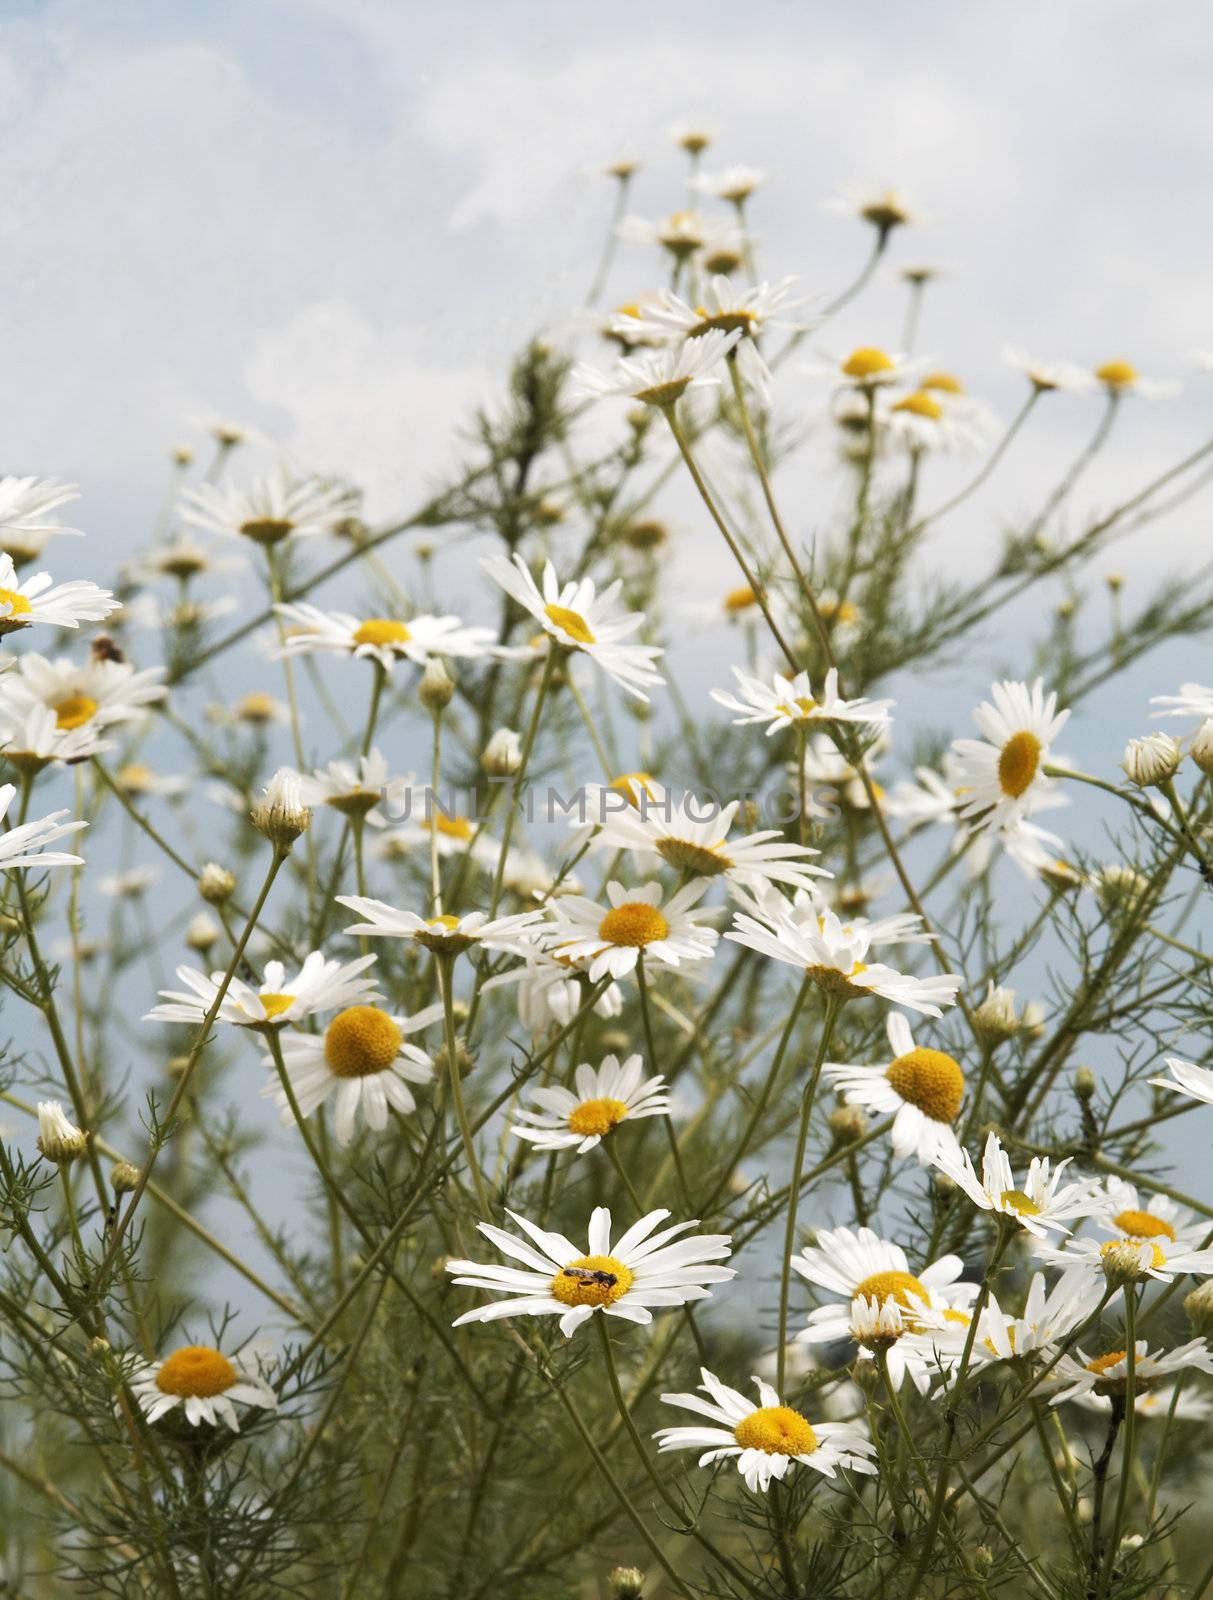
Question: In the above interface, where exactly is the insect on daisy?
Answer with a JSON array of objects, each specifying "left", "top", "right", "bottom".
[
  {"left": 949, "top": 678, "right": 1069, "bottom": 834},
  {"left": 541, "top": 879, "right": 718, "bottom": 982},
  {"left": 0, "top": 552, "right": 118, "bottom": 638},
  {"left": 0, "top": 783, "right": 86, "bottom": 872},
  {"left": 273, "top": 601, "right": 495, "bottom": 671},
  {"left": 711, "top": 665, "right": 893, "bottom": 736},
  {"left": 509, "top": 1054, "right": 669, "bottom": 1153},
  {"left": 131, "top": 1345, "right": 276, "bottom": 1431},
  {"left": 144, "top": 951, "right": 380, "bottom": 1029},
  {"left": 336, "top": 895, "right": 546, "bottom": 959},
  {"left": 179, "top": 463, "right": 354, "bottom": 547},
  {"left": 932, "top": 1131, "right": 1101, "bottom": 1238},
  {"left": 654, "top": 1369, "right": 876, "bottom": 1492},
  {"left": 823, "top": 1012, "right": 965, "bottom": 1166},
  {"left": 446, "top": 1206, "right": 735, "bottom": 1338},
  {"left": 481, "top": 553, "right": 663, "bottom": 701}
]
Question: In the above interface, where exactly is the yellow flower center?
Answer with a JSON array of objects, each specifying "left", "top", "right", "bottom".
[
  {"left": 598, "top": 903, "right": 670, "bottom": 947},
  {"left": 324, "top": 1005, "right": 403, "bottom": 1079},
  {"left": 353, "top": 618, "right": 412, "bottom": 648},
  {"left": 997, "top": 731, "right": 1042, "bottom": 798},
  {"left": 723, "top": 585, "right": 758, "bottom": 613},
  {"left": 923, "top": 372, "right": 964, "bottom": 394},
  {"left": 892, "top": 391, "right": 943, "bottom": 421},
  {"left": 550, "top": 1254, "right": 634, "bottom": 1307},
  {"left": 155, "top": 1345, "right": 238, "bottom": 1398},
  {"left": 237, "top": 692, "right": 277, "bottom": 724},
  {"left": 1086, "top": 1349, "right": 1127, "bottom": 1377},
  {"left": 118, "top": 763, "right": 154, "bottom": 792},
  {"left": 431, "top": 815, "right": 473, "bottom": 841},
  {"left": 689, "top": 308, "right": 757, "bottom": 339},
  {"left": 861, "top": 196, "right": 908, "bottom": 229},
  {"left": 238, "top": 517, "right": 294, "bottom": 545},
  {"left": 568, "top": 1097, "right": 630, "bottom": 1137},
  {"left": 852, "top": 1270, "right": 929, "bottom": 1311},
  {"left": 885, "top": 1048, "right": 965, "bottom": 1123},
  {"left": 611, "top": 771, "right": 657, "bottom": 807},
  {"left": 0, "top": 588, "right": 33, "bottom": 622},
  {"left": 53, "top": 693, "right": 100, "bottom": 730},
  {"left": 842, "top": 347, "right": 895, "bottom": 380},
  {"left": 1095, "top": 360, "right": 1137, "bottom": 389},
  {"left": 543, "top": 603, "right": 597, "bottom": 646},
  {"left": 1114, "top": 1209, "right": 1175, "bottom": 1242},
  {"left": 999, "top": 1189, "right": 1041, "bottom": 1217},
  {"left": 733, "top": 1405, "right": 818, "bottom": 1456},
  {"left": 819, "top": 598, "right": 859, "bottom": 624},
  {"left": 258, "top": 992, "right": 296, "bottom": 1021},
  {"left": 656, "top": 837, "right": 732, "bottom": 876},
  {"left": 775, "top": 696, "right": 818, "bottom": 720}
]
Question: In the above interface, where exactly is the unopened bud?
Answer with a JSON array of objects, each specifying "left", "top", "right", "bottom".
[
  {"left": 251, "top": 767, "right": 311, "bottom": 849},
  {"left": 111, "top": 1160, "right": 142, "bottom": 1194},
  {"left": 1102, "top": 1240, "right": 1150, "bottom": 1289},
  {"left": 829, "top": 1104, "right": 869, "bottom": 1146},
  {"left": 1105, "top": 571, "right": 1124, "bottom": 593},
  {"left": 434, "top": 1036, "right": 475, "bottom": 1079},
  {"left": 621, "top": 518, "right": 668, "bottom": 551},
  {"left": 1191, "top": 720, "right": 1213, "bottom": 777},
  {"left": 1074, "top": 1067, "right": 1097, "bottom": 1101},
  {"left": 1094, "top": 865, "right": 1149, "bottom": 915},
  {"left": 609, "top": 1568, "right": 646, "bottom": 1600},
  {"left": 36, "top": 1100, "right": 88, "bottom": 1165},
  {"left": 481, "top": 727, "right": 522, "bottom": 777},
  {"left": 1121, "top": 733, "right": 1181, "bottom": 788},
  {"left": 419, "top": 658, "right": 455, "bottom": 711},
  {"left": 198, "top": 862, "right": 236, "bottom": 904},
  {"left": 973, "top": 1547, "right": 994, "bottom": 1575},
  {"left": 1184, "top": 1280, "right": 1213, "bottom": 1336},
  {"left": 185, "top": 913, "right": 220, "bottom": 954},
  {"left": 167, "top": 1055, "right": 191, "bottom": 1080},
  {"left": 972, "top": 984, "right": 1021, "bottom": 1043}
]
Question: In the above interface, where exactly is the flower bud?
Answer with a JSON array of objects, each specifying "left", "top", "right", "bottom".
[
  {"left": 1105, "top": 571, "right": 1124, "bottom": 593},
  {"left": 1191, "top": 720, "right": 1213, "bottom": 777},
  {"left": 1184, "top": 1280, "right": 1213, "bottom": 1336},
  {"left": 251, "top": 767, "right": 311, "bottom": 849},
  {"left": 481, "top": 727, "right": 522, "bottom": 777},
  {"left": 609, "top": 1569, "right": 646, "bottom": 1600},
  {"left": 419, "top": 658, "right": 455, "bottom": 711},
  {"left": 111, "top": 1159, "right": 142, "bottom": 1194},
  {"left": 829, "top": 1104, "right": 869, "bottom": 1147},
  {"left": 198, "top": 862, "right": 236, "bottom": 904},
  {"left": 433, "top": 1036, "right": 475, "bottom": 1079},
  {"left": 36, "top": 1100, "right": 88, "bottom": 1165},
  {"left": 973, "top": 1547, "right": 994, "bottom": 1575},
  {"left": 1101, "top": 1240, "right": 1150, "bottom": 1289},
  {"left": 972, "top": 983, "right": 1021, "bottom": 1043},
  {"left": 1074, "top": 1066, "right": 1097, "bottom": 1101},
  {"left": 1094, "top": 865, "right": 1149, "bottom": 915},
  {"left": 1121, "top": 733, "right": 1181, "bottom": 788},
  {"left": 185, "top": 913, "right": 220, "bottom": 955},
  {"left": 621, "top": 518, "right": 668, "bottom": 551}
]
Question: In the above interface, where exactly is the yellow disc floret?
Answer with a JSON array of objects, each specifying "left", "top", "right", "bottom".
[
  {"left": 544, "top": 603, "right": 596, "bottom": 646},
  {"left": 1086, "top": 1349, "right": 1127, "bottom": 1377},
  {"left": 53, "top": 694, "right": 100, "bottom": 730},
  {"left": 892, "top": 391, "right": 944, "bottom": 421},
  {"left": 551, "top": 1254, "right": 634, "bottom": 1308},
  {"left": 923, "top": 371, "right": 965, "bottom": 394},
  {"left": 353, "top": 618, "right": 412, "bottom": 648},
  {"left": 155, "top": 1345, "right": 238, "bottom": 1398},
  {"left": 733, "top": 1405, "right": 818, "bottom": 1456},
  {"left": 431, "top": 815, "right": 473, "bottom": 841},
  {"left": 598, "top": 903, "right": 670, "bottom": 947},
  {"left": 656, "top": 837, "right": 732, "bottom": 876},
  {"left": 852, "top": 1270, "right": 929, "bottom": 1311},
  {"left": 723, "top": 586, "right": 758, "bottom": 613},
  {"left": 0, "top": 589, "right": 33, "bottom": 629},
  {"left": 257, "top": 992, "right": 296, "bottom": 1021},
  {"left": 999, "top": 1189, "right": 1041, "bottom": 1218},
  {"left": 1096, "top": 360, "right": 1137, "bottom": 389},
  {"left": 842, "top": 347, "right": 895, "bottom": 380},
  {"left": 324, "top": 1006, "right": 403, "bottom": 1079},
  {"left": 611, "top": 771, "right": 657, "bottom": 807},
  {"left": 1114, "top": 1209, "right": 1175, "bottom": 1242},
  {"left": 568, "top": 1097, "right": 630, "bottom": 1137},
  {"left": 885, "top": 1048, "right": 965, "bottom": 1123},
  {"left": 238, "top": 517, "right": 294, "bottom": 546},
  {"left": 997, "top": 731, "right": 1042, "bottom": 798}
]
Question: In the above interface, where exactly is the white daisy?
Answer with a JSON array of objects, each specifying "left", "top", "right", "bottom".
[
  {"left": 1149, "top": 683, "right": 1213, "bottom": 730},
  {"left": 655, "top": 1369, "right": 876, "bottom": 1493},
  {"left": 541, "top": 879, "right": 718, "bottom": 982},
  {"left": 571, "top": 329, "right": 740, "bottom": 409},
  {"left": 98, "top": 866, "right": 161, "bottom": 899},
  {"left": 264, "top": 1002, "right": 438, "bottom": 1146},
  {"left": 483, "top": 949, "right": 624, "bottom": 1034},
  {"left": 0, "top": 783, "right": 86, "bottom": 871},
  {"left": 112, "top": 763, "right": 190, "bottom": 801},
  {"left": 296, "top": 749, "right": 413, "bottom": 828},
  {"left": 446, "top": 1205, "right": 735, "bottom": 1339},
  {"left": 618, "top": 210, "right": 738, "bottom": 262},
  {"left": 509, "top": 1054, "right": 668, "bottom": 1153},
  {"left": 179, "top": 464, "right": 354, "bottom": 546},
  {"left": 726, "top": 901, "right": 961, "bottom": 1016},
  {"left": 693, "top": 166, "right": 767, "bottom": 204},
  {"left": 805, "top": 346, "right": 928, "bottom": 390},
  {"left": 4, "top": 652, "right": 166, "bottom": 734},
  {"left": 1047, "top": 1340, "right": 1213, "bottom": 1408},
  {"left": 273, "top": 601, "right": 495, "bottom": 671},
  {"left": 1091, "top": 1177, "right": 1207, "bottom": 1253},
  {"left": 481, "top": 554, "right": 663, "bottom": 701},
  {"left": 823, "top": 1012, "right": 964, "bottom": 1166},
  {"left": 335, "top": 895, "right": 546, "bottom": 959},
  {"left": 1092, "top": 360, "right": 1178, "bottom": 400},
  {"left": 879, "top": 389, "right": 989, "bottom": 455},
  {"left": 133, "top": 536, "right": 244, "bottom": 585},
  {"left": 949, "top": 678, "right": 1069, "bottom": 834},
  {"left": 0, "top": 552, "right": 118, "bottom": 637},
  {"left": 1148, "top": 1056, "right": 1213, "bottom": 1106},
  {"left": 821, "top": 186, "right": 916, "bottom": 235},
  {"left": 1034, "top": 1231, "right": 1213, "bottom": 1286},
  {"left": 1074, "top": 1385, "right": 1213, "bottom": 1422},
  {"left": 130, "top": 1345, "right": 276, "bottom": 1432},
  {"left": 912, "top": 1268, "right": 1105, "bottom": 1372},
  {"left": 932, "top": 1131, "right": 1101, "bottom": 1239},
  {"left": 0, "top": 476, "right": 82, "bottom": 565},
  {"left": 712, "top": 666, "right": 893, "bottom": 736},
  {"left": 144, "top": 951, "right": 380, "bottom": 1029},
  {"left": 1002, "top": 347, "right": 1094, "bottom": 394},
  {"left": 0, "top": 702, "right": 116, "bottom": 768}
]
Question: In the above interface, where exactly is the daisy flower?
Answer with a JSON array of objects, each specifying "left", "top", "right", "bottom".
[
  {"left": 726, "top": 901, "right": 961, "bottom": 1016},
  {"left": 481, "top": 554, "right": 663, "bottom": 701},
  {"left": 655, "top": 1369, "right": 876, "bottom": 1492},
  {"left": 4, "top": 652, "right": 166, "bottom": 734},
  {"left": 571, "top": 329, "right": 740, "bottom": 410},
  {"left": 179, "top": 464, "right": 354, "bottom": 547},
  {"left": 446, "top": 1206, "right": 735, "bottom": 1339},
  {"left": 805, "top": 346, "right": 927, "bottom": 390},
  {"left": 823, "top": 1012, "right": 964, "bottom": 1166},
  {"left": 1149, "top": 682, "right": 1213, "bottom": 729},
  {"left": 1047, "top": 1340, "right": 1213, "bottom": 1408},
  {"left": 1034, "top": 1230, "right": 1213, "bottom": 1286},
  {"left": 133, "top": 536, "right": 243, "bottom": 585},
  {"left": 541, "top": 879, "right": 718, "bottom": 982},
  {"left": 822, "top": 186, "right": 916, "bottom": 235},
  {"left": 0, "top": 702, "right": 115, "bottom": 769},
  {"left": 791, "top": 1225, "right": 978, "bottom": 1392},
  {"left": 928, "top": 1268, "right": 1104, "bottom": 1373},
  {"left": 1074, "top": 1385, "right": 1213, "bottom": 1422},
  {"left": 273, "top": 601, "right": 495, "bottom": 671},
  {"left": 880, "top": 390, "right": 988, "bottom": 455},
  {"left": 712, "top": 665, "right": 893, "bottom": 736},
  {"left": 130, "top": 1345, "right": 276, "bottom": 1432},
  {"left": 618, "top": 210, "right": 738, "bottom": 262},
  {"left": 98, "top": 866, "right": 160, "bottom": 899},
  {"left": 1092, "top": 360, "right": 1177, "bottom": 399},
  {"left": 949, "top": 678, "right": 1069, "bottom": 834},
  {"left": 1148, "top": 1056, "right": 1213, "bottom": 1106},
  {"left": 264, "top": 1002, "right": 438, "bottom": 1146},
  {"left": 0, "top": 552, "right": 118, "bottom": 638},
  {"left": 336, "top": 895, "right": 546, "bottom": 959},
  {"left": 483, "top": 949, "right": 624, "bottom": 1034},
  {"left": 693, "top": 165, "right": 767, "bottom": 204},
  {"left": 1093, "top": 1176, "right": 1207, "bottom": 1252},
  {"left": 509, "top": 1054, "right": 669, "bottom": 1153},
  {"left": 587, "top": 781, "right": 828, "bottom": 898},
  {"left": 296, "top": 749, "right": 412, "bottom": 827},
  {"left": 1002, "top": 347, "right": 1094, "bottom": 394},
  {"left": 144, "top": 951, "right": 380, "bottom": 1029},
  {"left": 0, "top": 783, "right": 85, "bottom": 871},
  {"left": 933, "top": 1131, "right": 1101, "bottom": 1239},
  {"left": 0, "top": 476, "right": 82, "bottom": 565}
]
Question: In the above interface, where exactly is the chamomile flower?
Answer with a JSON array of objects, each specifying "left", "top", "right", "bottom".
[
  {"left": 541, "top": 879, "right": 718, "bottom": 982},
  {"left": 1148, "top": 1056, "right": 1213, "bottom": 1106},
  {"left": 823, "top": 1012, "right": 965, "bottom": 1166},
  {"left": 588, "top": 781, "right": 828, "bottom": 898},
  {"left": 296, "top": 749, "right": 413, "bottom": 827},
  {"left": 0, "top": 477, "right": 82, "bottom": 565},
  {"left": 1093, "top": 1177, "right": 1206, "bottom": 1252},
  {"left": 130, "top": 1345, "right": 276, "bottom": 1431},
  {"left": 179, "top": 465, "right": 354, "bottom": 547},
  {"left": 481, "top": 554, "right": 663, "bottom": 701},
  {"left": 0, "top": 784, "right": 86, "bottom": 871},
  {"left": 726, "top": 901, "right": 960, "bottom": 1016},
  {"left": 693, "top": 165, "right": 767, "bottom": 204},
  {"left": 806, "top": 347, "right": 927, "bottom": 390},
  {"left": 447, "top": 1206, "right": 735, "bottom": 1338},
  {"left": 933, "top": 1131, "right": 1100, "bottom": 1239},
  {"left": 483, "top": 949, "right": 624, "bottom": 1033},
  {"left": 1073, "top": 1385, "right": 1213, "bottom": 1422},
  {"left": 1035, "top": 1230, "right": 1213, "bottom": 1286},
  {"left": 335, "top": 895, "right": 545, "bottom": 958},
  {"left": 4, "top": 653, "right": 166, "bottom": 733},
  {"left": 1048, "top": 1340, "right": 1213, "bottom": 1407},
  {"left": 880, "top": 389, "right": 987, "bottom": 454},
  {"left": 0, "top": 702, "right": 115, "bottom": 770},
  {"left": 134, "top": 536, "right": 244, "bottom": 585},
  {"left": 1093, "top": 360, "right": 1178, "bottom": 399},
  {"left": 949, "top": 678, "right": 1069, "bottom": 833},
  {"left": 572, "top": 329, "right": 740, "bottom": 409},
  {"left": 917, "top": 1269, "right": 1103, "bottom": 1372},
  {"left": 264, "top": 1002, "right": 438, "bottom": 1145},
  {"left": 711, "top": 665, "right": 893, "bottom": 736},
  {"left": 0, "top": 552, "right": 118, "bottom": 637},
  {"left": 509, "top": 1054, "right": 669, "bottom": 1153},
  {"left": 273, "top": 601, "right": 495, "bottom": 671},
  {"left": 144, "top": 952, "right": 380, "bottom": 1029},
  {"left": 1149, "top": 682, "right": 1213, "bottom": 729},
  {"left": 654, "top": 1370, "right": 876, "bottom": 1492},
  {"left": 98, "top": 866, "right": 160, "bottom": 899},
  {"left": 618, "top": 210, "right": 737, "bottom": 262},
  {"left": 1002, "top": 347, "right": 1094, "bottom": 394},
  {"left": 822, "top": 186, "right": 916, "bottom": 236}
]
